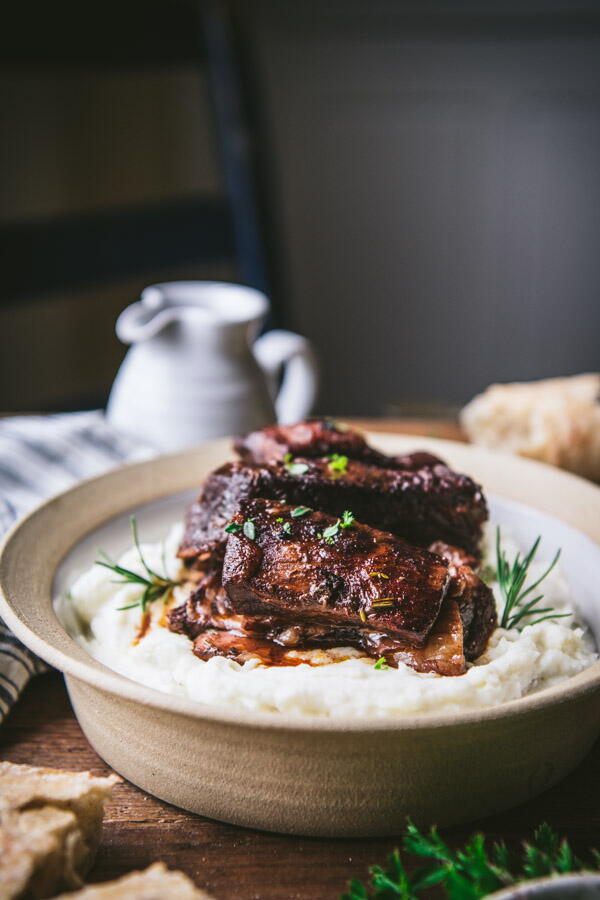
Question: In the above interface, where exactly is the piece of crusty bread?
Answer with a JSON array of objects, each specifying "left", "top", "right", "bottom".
[
  {"left": 0, "top": 761, "right": 119, "bottom": 900},
  {"left": 0, "top": 807, "right": 86, "bottom": 900},
  {"left": 460, "top": 373, "right": 600, "bottom": 481},
  {"left": 52, "top": 863, "right": 213, "bottom": 899}
]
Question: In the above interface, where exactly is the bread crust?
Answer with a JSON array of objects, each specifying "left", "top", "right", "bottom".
[{"left": 0, "top": 761, "right": 119, "bottom": 900}]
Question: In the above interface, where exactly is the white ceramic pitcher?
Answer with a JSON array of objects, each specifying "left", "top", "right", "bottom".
[{"left": 106, "top": 281, "right": 318, "bottom": 451}]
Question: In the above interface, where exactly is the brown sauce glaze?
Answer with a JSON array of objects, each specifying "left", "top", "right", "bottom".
[
  {"left": 193, "top": 629, "right": 308, "bottom": 667},
  {"left": 133, "top": 610, "right": 151, "bottom": 646}
]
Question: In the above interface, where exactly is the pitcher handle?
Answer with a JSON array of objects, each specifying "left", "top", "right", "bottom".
[{"left": 253, "top": 330, "right": 319, "bottom": 424}]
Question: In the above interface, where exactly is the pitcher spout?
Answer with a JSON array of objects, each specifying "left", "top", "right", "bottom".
[{"left": 115, "top": 301, "right": 180, "bottom": 345}]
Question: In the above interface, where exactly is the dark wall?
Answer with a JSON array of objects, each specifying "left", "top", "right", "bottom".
[
  {"left": 0, "top": 0, "right": 234, "bottom": 412},
  {"left": 237, "top": 0, "right": 600, "bottom": 415}
]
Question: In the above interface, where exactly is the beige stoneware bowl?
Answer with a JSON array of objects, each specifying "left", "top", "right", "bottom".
[{"left": 1, "top": 433, "right": 600, "bottom": 837}]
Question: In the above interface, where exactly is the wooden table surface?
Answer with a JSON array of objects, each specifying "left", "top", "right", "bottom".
[{"left": 2, "top": 419, "right": 599, "bottom": 899}]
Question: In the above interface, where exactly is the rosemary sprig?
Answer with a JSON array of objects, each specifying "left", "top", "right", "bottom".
[
  {"left": 342, "top": 821, "right": 599, "bottom": 900},
  {"left": 95, "top": 517, "right": 181, "bottom": 614},
  {"left": 495, "top": 527, "right": 568, "bottom": 630}
]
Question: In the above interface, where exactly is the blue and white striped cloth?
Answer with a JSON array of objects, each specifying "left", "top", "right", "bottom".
[{"left": 0, "top": 411, "right": 154, "bottom": 723}]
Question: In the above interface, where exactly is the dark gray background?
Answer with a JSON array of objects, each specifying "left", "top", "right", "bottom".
[{"left": 239, "top": 1, "right": 600, "bottom": 414}]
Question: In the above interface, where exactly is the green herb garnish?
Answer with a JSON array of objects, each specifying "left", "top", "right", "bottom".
[
  {"left": 225, "top": 522, "right": 242, "bottom": 534},
  {"left": 291, "top": 506, "right": 312, "bottom": 518},
  {"left": 96, "top": 517, "right": 181, "bottom": 614},
  {"left": 496, "top": 527, "right": 567, "bottom": 630},
  {"left": 373, "top": 658, "right": 389, "bottom": 671},
  {"left": 243, "top": 518, "right": 256, "bottom": 540},
  {"left": 322, "top": 509, "right": 355, "bottom": 544},
  {"left": 342, "top": 821, "right": 600, "bottom": 900},
  {"left": 283, "top": 453, "right": 310, "bottom": 477},
  {"left": 322, "top": 523, "right": 339, "bottom": 542},
  {"left": 282, "top": 521, "right": 292, "bottom": 535},
  {"left": 328, "top": 453, "right": 349, "bottom": 476}
]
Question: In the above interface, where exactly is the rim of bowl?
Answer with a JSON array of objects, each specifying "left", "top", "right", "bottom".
[
  {"left": 487, "top": 873, "right": 600, "bottom": 898},
  {"left": 1, "top": 432, "right": 600, "bottom": 735}
]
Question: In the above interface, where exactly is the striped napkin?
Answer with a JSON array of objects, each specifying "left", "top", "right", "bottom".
[{"left": 0, "top": 411, "right": 154, "bottom": 724}]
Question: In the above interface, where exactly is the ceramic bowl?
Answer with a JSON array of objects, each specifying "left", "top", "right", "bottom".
[
  {"left": 488, "top": 874, "right": 600, "bottom": 898},
  {"left": 1, "top": 433, "right": 600, "bottom": 837}
]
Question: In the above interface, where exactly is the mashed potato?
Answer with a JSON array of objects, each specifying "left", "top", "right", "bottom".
[{"left": 65, "top": 523, "right": 597, "bottom": 718}]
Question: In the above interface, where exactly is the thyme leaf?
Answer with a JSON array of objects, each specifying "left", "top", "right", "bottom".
[
  {"left": 321, "top": 510, "right": 355, "bottom": 544},
  {"left": 243, "top": 518, "right": 256, "bottom": 540},
  {"left": 328, "top": 453, "right": 349, "bottom": 476},
  {"left": 322, "top": 523, "right": 340, "bottom": 542},
  {"left": 283, "top": 453, "right": 309, "bottom": 476},
  {"left": 373, "top": 657, "right": 389, "bottom": 670},
  {"left": 291, "top": 506, "right": 312, "bottom": 518}
]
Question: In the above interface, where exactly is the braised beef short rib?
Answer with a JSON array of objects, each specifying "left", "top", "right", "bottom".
[
  {"left": 235, "top": 418, "right": 443, "bottom": 470},
  {"left": 179, "top": 452, "right": 487, "bottom": 565},
  {"left": 170, "top": 421, "right": 496, "bottom": 674},
  {"left": 170, "top": 499, "right": 497, "bottom": 675},
  {"left": 222, "top": 498, "right": 450, "bottom": 645}
]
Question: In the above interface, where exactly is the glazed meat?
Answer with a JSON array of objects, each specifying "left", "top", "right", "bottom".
[
  {"left": 429, "top": 541, "right": 497, "bottom": 658},
  {"left": 170, "top": 528, "right": 495, "bottom": 674},
  {"left": 190, "top": 597, "right": 466, "bottom": 676},
  {"left": 171, "top": 421, "right": 496, "bottom": 676},
  {"left": 221, "top": 498, "right": 450, "bottom": 646},
  {"left": 235, "top": 418, "right": 442, "bottom": 470},
  {"left": 178, "top": 454, "right": 487, "bottom": 564}
]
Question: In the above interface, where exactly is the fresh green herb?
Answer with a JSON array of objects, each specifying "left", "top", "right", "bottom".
[
  {"left": 291, "top": 506, "right": 312, "bottom": 518},
  {"left": 322, "top": 509, "right": 356, "bottom": 544},
  {"left": 322, "top": 523, "right": 340, "bottom": 543},
  {"left": 225, "top": 522, "right": 242, "bottom": 534},
  {"left": 496, "top": 527, "right": 567, "bottom": 630},
  {"left": 96, "top": 517, "right": 181, "bottom": 614},
  {"left": 243, "top": 518, "right": 256, "bottom": 540},
  {"left": 275, "top": 517, "right": 284, "bottom": 523},
  {"left": 282, "top": 521, "right": 292, "bottom": 535},
  {"left": 328, "top": 453, "right": 349, "bottom": 475},
  {"left": 284, "top": 454, "right": 310, "bottom": 476},
  {"left": 373, "top": 657, "right": 389, "bottom": 671},
  {"left": 341, "top": 821, "right": 599, "bottom": 900}
]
